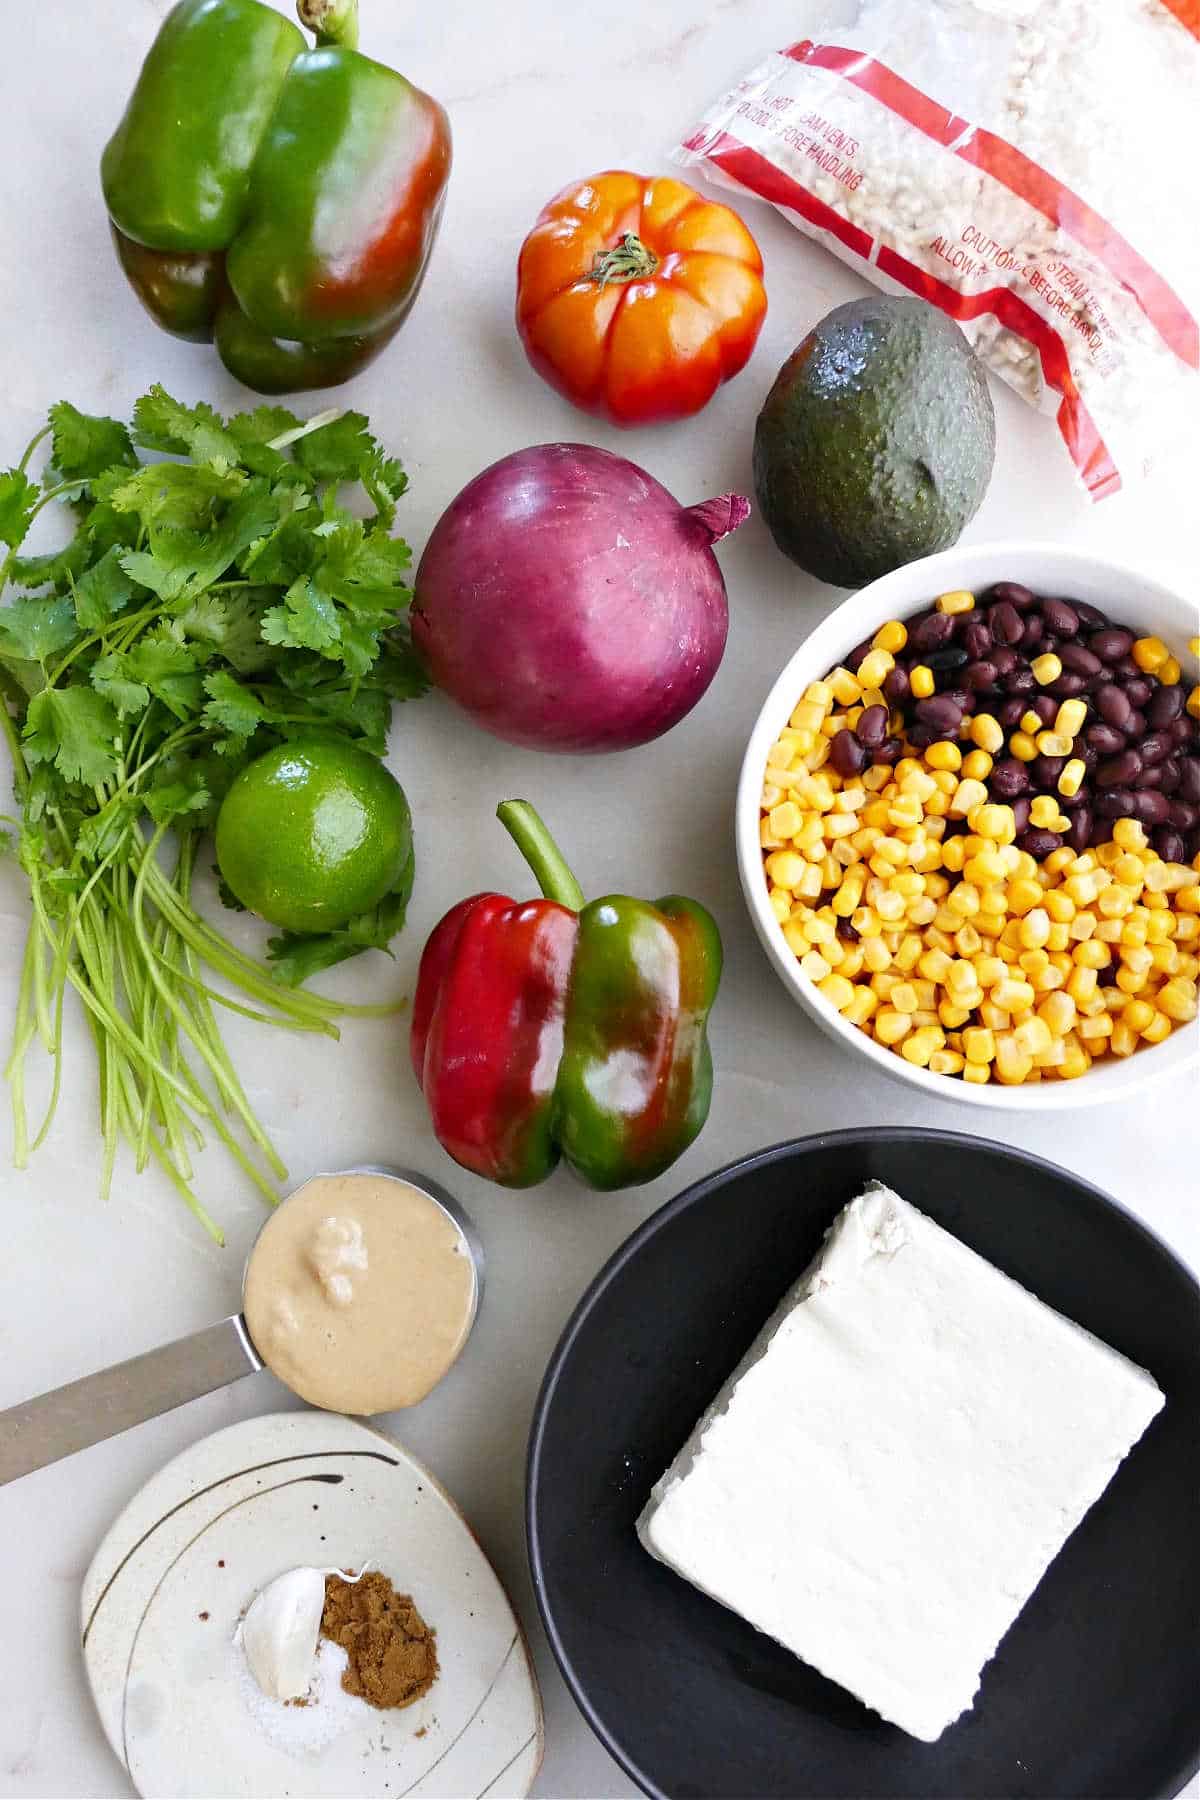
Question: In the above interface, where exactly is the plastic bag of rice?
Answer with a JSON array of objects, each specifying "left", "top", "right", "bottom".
[{"left": 672, "top": 0, "right": 1200, "bottom": 499}]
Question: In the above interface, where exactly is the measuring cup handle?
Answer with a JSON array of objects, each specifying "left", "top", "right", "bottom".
[{"left": 0, "top": 1316, "right": 262, "bottom": 1486}]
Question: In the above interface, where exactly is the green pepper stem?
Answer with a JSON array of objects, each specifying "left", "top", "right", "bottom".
[
  {"left": 497, "top": 801, "right": 585, "bottom": 911},
  {"left": 297, "top": 0, "right": 359, "bottom": 49},
  {"left": 588, "top": 232, "right": 659, "bottom": 288}
]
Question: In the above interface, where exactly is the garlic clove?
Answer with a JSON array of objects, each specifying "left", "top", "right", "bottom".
[{"left": 239, "top": 1566, "right": 327, "bottom": 1702}]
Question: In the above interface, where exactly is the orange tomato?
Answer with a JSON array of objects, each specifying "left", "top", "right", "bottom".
[{"left": 516, "top": 171, "right": 767, "bottom": 426}]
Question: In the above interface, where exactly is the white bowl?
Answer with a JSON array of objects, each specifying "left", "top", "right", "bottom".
[{"left": 735, "top": 541, "right": 1200, "bottom": 1110}]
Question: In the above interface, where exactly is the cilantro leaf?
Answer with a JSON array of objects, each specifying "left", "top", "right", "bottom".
[
  {"left": 132, "top": 386, "right": 241, "bottom": 471},
  {"left": 120, "top": 481, "right": 286, "bottom": 604},
  {"left": 267, "top": 842, "right": 415, "bottom": 986},
  {"left": 0, "top": 469, "right": 39, "bottom": 549},
  {"left": 23, "top": 685, "right": 120, "bottom": 785},
  {"left": 292, "top": 412, "right": 376, "bottom": 484},
  {"left": 11, "top": 531, "right": 91, "bottom": 591},
  {"left": 227, "top": 405, "right": 303, "bottom": 446},
  {"left": 90, "top": 651, "right": 150, "bottom": 717},
  {"left": 202, "top": 669, "right": 274, "bottom": 741},
  {"left": 144, "top": 778, "right": 211, "bottom": 826},
  {"left": 72, "top": 544, "right": 137, "bottom": 629},
  {"left": 0, "top": 594, "right": 78, "bottom": 662},
  {"left": 262, "top": 575, "right": 341, "bottom": 656},
  {"left": 108, "top": 461, "right": 246, "bottom": 533},
  {"left": 48, "top": 402, "right": 136, "bottom": 482},
  {"left": 123, "top": 635, "right": 203, "bottom": 719}
]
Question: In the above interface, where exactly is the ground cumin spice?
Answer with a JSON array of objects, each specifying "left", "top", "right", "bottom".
[{"left": 321, "top": 1571, "right": 438, "bottom": 1710}]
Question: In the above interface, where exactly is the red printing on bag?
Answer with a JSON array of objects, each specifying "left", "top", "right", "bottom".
[
  {"left": 695, "top": 130, "right": 1121, "bottom": 498},
  {"left": 785, "top": 40, "right": 1199, "bottom": 371}
]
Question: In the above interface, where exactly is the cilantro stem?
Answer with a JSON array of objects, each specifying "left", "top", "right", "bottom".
[{"left": 17, "top": 424, "right": 52, "bottom": 475}]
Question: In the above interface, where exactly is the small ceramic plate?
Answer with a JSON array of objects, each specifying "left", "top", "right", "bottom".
[{"left": 83, "top": 1411, "right": 543, "bottom": 1799}]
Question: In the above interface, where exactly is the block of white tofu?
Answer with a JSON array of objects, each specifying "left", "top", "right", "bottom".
[{"left": 638, "top": 1182, "right": 1164, "bottom": 1743}]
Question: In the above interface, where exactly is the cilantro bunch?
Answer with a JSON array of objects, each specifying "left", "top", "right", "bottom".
[{"left": 0, "top": 388, "right": 426, "bottom": 1238}]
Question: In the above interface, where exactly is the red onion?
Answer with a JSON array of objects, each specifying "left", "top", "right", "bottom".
[{"left": 411, "top": 443, "right": 749, "bottom": 753}]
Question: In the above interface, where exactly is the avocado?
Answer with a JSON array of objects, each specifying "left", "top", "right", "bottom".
[{"left": 753, "top": 296, "right": 995, "bottom": 588}]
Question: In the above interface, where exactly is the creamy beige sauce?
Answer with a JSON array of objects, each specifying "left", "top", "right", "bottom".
[{"left": 243, "top": 1172, "right": 477, "bottom": 1415}]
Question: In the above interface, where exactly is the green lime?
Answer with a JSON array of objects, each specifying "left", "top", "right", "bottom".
[{"left": 215, "top": 739, "right": 412, "bottom": 934}]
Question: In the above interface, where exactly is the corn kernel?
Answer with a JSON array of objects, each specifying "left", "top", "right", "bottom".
[
  {"left": 1131, "top": 635, "right": 1168, "bottom": 673},
  {"left": 1054, "top": 698, "right": 1088, "bottom": 739},
  {"left": 891, "top": 983, "right": 919, "bottom": 1013},
  {"left": 843, "top": 988, "right": 878, "bottom": 1027},
  {"left": 962, "top": 1060, "right": 990, "bottom": 1084},
  {"left": 765, "top": 851, "right": 807, "bottom": 889},
  {"left": 1187, "top": 684, "right": 1200, "bottom": 720},
  {"left": 925, "top": 741, "right": 962, "bottom": 772},
  {"left": 797, "top": 862, "right": 823, "bottom": 899},
  {"left": 1058, "top": 758, "right": 1086, "bottom": 798},
  {"left": 1009, "top": 731, "right": 1038, "bottom": 761},
  {"left": 1074, "top": 939, "right": 1111, "bottom": 969},
  {"left": 1020, "top": 710, "right": 1043, "bottom": 736},
  {"left": 1159, "top": 657, "right": 1181, "bottom": 687},
  {"left": 1078, "top": 1012, "right": 1114, "bottom": 1041},
  {"left": 1003, "top": 878, "right": 1041, "bottom": 918},
  {"left": 799, "top": 949, "right": 833, "bottom": 982},
  {"left": 1159, "top": 978, "right": 1198, "bottom": 1022},
  {"left": 1036, "top": 730, "right": 1073, "bottom": 758},
  {"left": 1110, "top": 1021, "right": 1138, "bottom": 1057},
  {"left": 1029, "top": 796, "right": 1061, "bottom": 830},
  {"left": 929, "top": 1049, "right": 966, "bottom": 1075},
  {"left": 855, "top": 650, "right": 893, "bottom": 691},
  {"left": 824, "top": 666, "right": 858, "bottom": 705},
  {"left": 961, "top": 1027, "right": 995, "bottom": 1063},
  {"left": 872, "top": 619, "right": 907, "bottom": 653},
  {"left": 916, "top": 947, "right": 952, "bottom": 983},
  {"left": 901, "top": 1025, "right": 946, "bottom": 1066},
  {"left": 935, "top": 588, "right": 975, "bottom": 615},
  {"left": 1014, "top": 1016, "right": 1053, "bottom": 1058},
  {"left": 768, "top": 801, "right": 802, "bottom": 838},
  {"left": 993, "top": 977, "right": 1036, "bottom": 1011},
  {"left": 973, "top": 803, "right": 1016, "bottom": 842},
  {"left": 818, "top": 973, "right": 857, "bottom": 1012},
  {"left": 910, "top": 664, "right": 936, "bottom": 699},
  {"left": 995, "top": 1035, "right": 1034, "bottom": 1083},
  {"left": 947, "top": 777, "right": 989, "bottom": 818},
  {"left": 1142, "top": 1011, "right": 1173, "bottom": 1043},
  {"left": 1031, "top": 653, "right": 1062, "bottom": 685},
  {"left": 1020, "top": 908, "right": 1051, "bottom": 949},
  {"left": 1059, "top": 1037, "right": 1092, "bottom": 1080},
  {"left": 874, "top": 1007, "right": 912, "bottom": 1045}
]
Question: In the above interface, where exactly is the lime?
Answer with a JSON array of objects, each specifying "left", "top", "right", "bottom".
[{"left": 215, "top": 739, "right": 412, "bottom": 934}]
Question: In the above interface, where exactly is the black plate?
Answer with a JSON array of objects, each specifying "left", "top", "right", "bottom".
[{"left": 527, "top": 1130, "right": 1200, "bottom": 1800}]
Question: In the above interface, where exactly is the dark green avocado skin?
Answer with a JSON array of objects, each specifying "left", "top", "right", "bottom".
[{"left": 753, "top": 296, "right": 996, "bottom": 589}]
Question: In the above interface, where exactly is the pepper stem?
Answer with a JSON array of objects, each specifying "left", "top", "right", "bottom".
[
  {"left": 297, "top": 0, "right": 359, "bottom": 50},
  {"left": 588, "top": 232, "right": 660, "bottom": 288},
  {"left": 497, "top": 801, "right": 585, "bottom": 912}
]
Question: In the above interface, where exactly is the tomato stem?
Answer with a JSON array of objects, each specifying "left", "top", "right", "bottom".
[{"left": 588, "top": 232, "right": 659, "bottom": 288}]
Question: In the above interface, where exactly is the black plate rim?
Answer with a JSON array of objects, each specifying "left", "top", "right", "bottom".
[{"left": 526, "top": 1126, "right": 1200, "bottom": 1800}]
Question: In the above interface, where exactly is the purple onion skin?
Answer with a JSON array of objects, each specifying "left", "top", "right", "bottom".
[{"left": 411, "top": 444, "right": 748, "bottom": 753}]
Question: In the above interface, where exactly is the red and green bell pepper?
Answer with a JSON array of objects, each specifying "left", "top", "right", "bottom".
[
  {"left": 102, "top": 0, "right": 451, "bottom": 392},
  {"left": 411, "top": 802, "right": 722, "bottom": 1190}
]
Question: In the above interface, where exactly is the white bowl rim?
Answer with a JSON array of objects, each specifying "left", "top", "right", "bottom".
[{"left": 735, "top": 539, "right": 1200, "bottom": 1111}]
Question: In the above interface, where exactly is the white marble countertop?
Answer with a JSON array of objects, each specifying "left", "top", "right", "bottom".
[{"left": 0, "top": 2, "right": 1196, "bottom": 1796}]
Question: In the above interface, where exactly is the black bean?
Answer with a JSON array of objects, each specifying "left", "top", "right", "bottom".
[
  {"left": 1078, "top": 741, "right": 1101, "bottom": 771},
  {"left": 925, "top": 645, "right": 969, "bottom": 673},
  {"left": 990, "top": 647, "right": 1018, "bottom": 678},
  {"left": 1095, "top": 789, "right": 1136, "bottom": 818},
  {"left": 1020, "top": 615, "right": 1045, "bottom": 650},
  {"left": 1133, "top": 789, "right": 1170, "bottom": 825},
  {"left": 883, "top": 666, "right": 910, "bottom": 703},
  {"left": 1059, "top": 642, "right": 1102, "bottom": 677},
  {"left": 990, "top": 758, "right": 1030, "bottom": 798},
  {"left": 943, "top": 688, "right": 975, "bottom": 715},
  {"left": 1012, "top": 795, "right": 1032, "bottom": 834},
  {"left": 1072, "top": 601, "right": 1109, "bottom": 629},
  {"left": 1127, "top": 710, "right": 1147, "bottom": 737},
  {"left": 1134, "top": 766, "right": 1163, "bottom": 790},
  {"left": 1158, "top": 760, "right": 1181, "bottom": 794},
  {"left": 1097, "top": 963, "right": 1120, "bottom": 989},
  {"left": 915, "top": 695, "right": 963, "bottom": 735},
  {"left": 1097, "top": 749, "right": 1143, "bottom": 785},
  {"left": 1087, "top": 722, "right": 1126, "bottom": 754},
  {"left": 911, "top": 612, "right": 956, "bottom": 652},
  {"left": 1067, "top": 806, "right": 1093, "bottom": 852},
  {"left": 1140, "top": 731, "right": 1171, "bottom": 766},
  {"left": 990, "top": 581, "right": 1037, "bottom": 610},
  {"left": 847, "top": 639, "right": 874, "bottom": 672},
  {"left": 965, "top": 659, "right": 999, "bottom": 690},
  {"left": 962, "top": 621, "right": 993, "bottom": 660},
  {"left": 1123, "top": 677, "right": 1152, "bottom": 708},
  {"left": 836, "top": 915, "right": 860, "bottom": 943},
  {"left": 1089, "top": 628, "right": 1133, "bottom": 663},
  {"left": 830, "top": 728, "right": 868, "bottom": 777},
  {"left": 1006, "top": 667, "right": 1035, "bottom": 695},
  {"left": 1018, "top": 828, "right": 1062, "bottom": 858},
  {"left": 1179, "top": 759, "right": 1200, "bottom": 804},
  {"left": 1029, "top": 694, "right": 1057, "bottom": 725},
  {"left": 1042, "top": 599, "right": 1080, "bottom": 637},
  {"left": 1058, "top": 788, "right": 1089, "bottom": 810},
  {"left": 998, "top": 697, "right": 1026, "bottom": 728},
  {"left": 1096, "top": 684, "right": 1132, "bottom": 728},
  {"left": 873, "top": 737, "right": 905, "bottom": 765},
  {"left": 1147, "top": 684, "right": 1185, "bottom": 727},
  {"left": 1170, "top": 717, "right": 1193, "bottom": 744},
  {"left": 1112, "top": 656, "right": 1140, "bottom": 681},
  {"left": 989, "top": 601, "right": 1024, "bottom": 645},
  {"left": 856, "top": 704, "right": 889, "bottom": 748},
  {"left": 1169, "top": 801, "right": 1198, "bottom": 831},
  {"left": 1155, "top": 828, "right": 1187, "bottom": 864},
  {"left": 1034, "top": 754, "right": 1067, "bottom": 788},
  {"left": 1049, "top": 673, "right": 1088, "bottom": 699}
]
